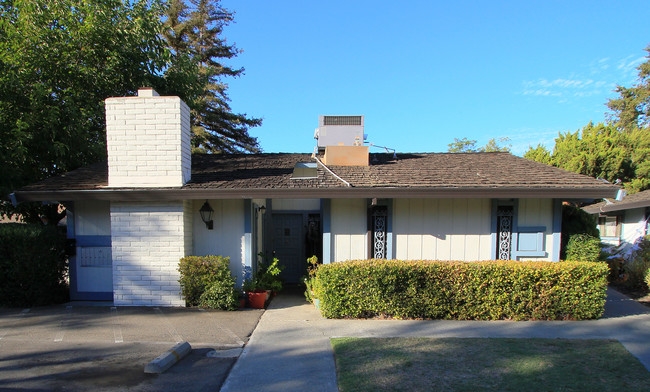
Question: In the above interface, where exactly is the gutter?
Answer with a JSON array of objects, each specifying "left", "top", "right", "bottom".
[{"left": 12, "top": 186, "right": 621, "bottom": 203}]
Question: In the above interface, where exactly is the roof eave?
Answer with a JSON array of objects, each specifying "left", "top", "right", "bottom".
[
  {"left": 591, "top": 199, "right": 650, "bottom": 213},
  {"left": 12, "top": 186, "right": 620, "bottom": 203}
]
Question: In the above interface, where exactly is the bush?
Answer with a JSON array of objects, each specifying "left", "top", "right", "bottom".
[
  {"left": 178, "top": 255, "right": 237, "bottom": 308},
  {"left": 313, "top": 259, "right": 608, "bottom": 320},
  {"left": 199, "top": 279, "right": 238, "bottom": 310},
  {"left": 565, "top": 234, "right": 602, "bottom": 262},
  {"left": 624, "top": 237, "right": 650, "bottom": 290},
  {"left": 0, "top": 223, "right": 69, "bottom": 307},
  {"left": 561, "top": 204, "right": 599, "bottom": 259}
]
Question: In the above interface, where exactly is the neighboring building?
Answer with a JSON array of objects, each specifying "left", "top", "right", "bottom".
[
  {"left": 11, "top": 89, "right": 619, "bottom": 306},
  {"left": 584, "top": 190, "right": 650, "bottom": 250}
]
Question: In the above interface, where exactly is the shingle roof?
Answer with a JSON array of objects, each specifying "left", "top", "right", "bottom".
[
  {"left": 583, "top": 189, "right": 650, "bottom": 214},
  {"left": 14, "top": 152, "right": 619, "bottom": 201}
]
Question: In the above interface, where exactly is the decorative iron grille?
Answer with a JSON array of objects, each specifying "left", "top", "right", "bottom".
[
  {"left": 497, "top": 206, "right": 513, "bottom": 260},
  {"left": 371, "top": 206, "right": 388, "bottom": 259}
]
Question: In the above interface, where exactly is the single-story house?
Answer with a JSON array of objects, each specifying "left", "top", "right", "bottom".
[
  {"left": 583, "top": 189, "right": 650, "bottom": 252},
  {"left": 11, "top": 89, "right": 619, "bottom": 306}
]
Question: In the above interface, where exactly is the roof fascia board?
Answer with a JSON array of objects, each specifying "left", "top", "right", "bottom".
[
  {"left": 597, "top": 199, "right": 650, "bottom": 213},
  {"left": 13, "top": 186, "right": 620, "bottom": 203}
]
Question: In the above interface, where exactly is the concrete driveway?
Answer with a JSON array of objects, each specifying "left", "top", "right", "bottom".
[{"left": 0, "top": 304, "right": 263, "bottom": 391}]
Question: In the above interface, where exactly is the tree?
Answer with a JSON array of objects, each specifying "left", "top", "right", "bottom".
[
  {"left": 163, "top": 0, "right": 261, "bottom": 153},
  {"left": 447, "top": 137, "right": 511, "bottom": 153},
  {"left": 1, "top": 0, "right": 260, "bottom": 222},
  {"left": 524, "top": 123, "right": 650, "bottom": 192},
  {"left": 607, "top": 46, "right": 650, "bottom": 132},
  {"left": 0, "top": 0, "right": 194, "bottom": 222},
  {"left": 522, "top": 144, "right": 551, "bottom": 165}
]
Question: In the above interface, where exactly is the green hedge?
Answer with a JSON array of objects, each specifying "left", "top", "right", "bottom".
[
  {"left": 565, "top": 234, "right": 602, "bottom": 262},
  {"left": 0, "top": 223, "right": 69, "bottom": 307},
  {"left": 313, "top": 259, "right": 608, "bottom": 320},
  {"left": 178, "top": 255, "right": 238, "bottom": 309}
]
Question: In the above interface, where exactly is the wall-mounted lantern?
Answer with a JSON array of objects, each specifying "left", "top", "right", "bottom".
[
  {"left": 258, "top": 205, "right": 266, "bottom": 215},
  {"left": 199, "top": 200, "right": 214, "bottom": 230}
]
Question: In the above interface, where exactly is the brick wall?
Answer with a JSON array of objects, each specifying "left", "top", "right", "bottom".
[
  {"left": 111, "top": 201, "right": 188, "bottom": 306},
  {"left": 105, "top": 88, "right": 191, "bottom": 187}
]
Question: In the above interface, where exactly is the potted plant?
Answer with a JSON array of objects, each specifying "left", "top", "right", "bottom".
[
  {"left": 303, "top": 255, "right": 320, "bottom": 308},
  {"left": 254, "top": 255, "right": 284, "bottom": 297},
  {"left": 243, "top": 279, "right": 266, "bottom": 309}
]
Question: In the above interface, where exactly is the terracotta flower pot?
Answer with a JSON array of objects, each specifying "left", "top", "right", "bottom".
[{"left": 247, "top": 290, "right": 266, "bottom": 309}]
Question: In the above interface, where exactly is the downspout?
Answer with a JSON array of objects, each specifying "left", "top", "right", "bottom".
[{"left": 312, "top": 154, "right": 352, "bottom": 187}]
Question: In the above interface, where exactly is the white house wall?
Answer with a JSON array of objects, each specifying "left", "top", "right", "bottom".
[
  {"left": 191, "top": 199, "right": 246, "bottom": 286},
  {"left": 272, "top": 198, "right": 320, "bottom": 211},
  {"left": 518, "top": 198, "right": 554, "bottom": 261},
  {"left": 621, "top": 207, "right": 648, "bottom": 245},
  {"left": 394, "top": 199, "right": 492, "bottom": 261},
  {"left": 331, "top": 199, "right": 367, "bottom": 261},
  {"left": 110, "top": 201, "right": 187, "bottom": 306}
]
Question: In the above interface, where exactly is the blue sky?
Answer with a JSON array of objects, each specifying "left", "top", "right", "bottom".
[{"left": 220, "top": 1, "right": 649, "bottom": 155}]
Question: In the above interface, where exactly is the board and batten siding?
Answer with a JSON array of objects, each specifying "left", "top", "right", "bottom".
[
  {"left": 192, "top": 199, "right": 246, "bottom": 285},
  {"left": 75, "top": 200, "right": 111, "bottom": 236},
  {"left": 394, "top": 199, "right": 492, "bottom": 261},
  {"left": 72, "top": 200, "right": 113, "bottom": 295},
  {"left": 330, "top": 199, "right": 367, "bottom": 261},
  {"left": 517, "top": 198, "right": 554, "bottom": 261}
]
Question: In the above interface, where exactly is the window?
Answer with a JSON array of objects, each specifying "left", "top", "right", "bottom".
[{"left": 598, "top": 215, "right": 620, "bottom": 238}]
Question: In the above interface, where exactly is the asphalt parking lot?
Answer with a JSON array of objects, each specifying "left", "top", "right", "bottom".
[{"left": 0, "top": 304, "right": 263, "bottom": 391}]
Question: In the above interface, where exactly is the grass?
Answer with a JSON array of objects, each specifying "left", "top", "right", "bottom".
[{"left": 331, "top": 337, "right": 650, "bottom": 392}]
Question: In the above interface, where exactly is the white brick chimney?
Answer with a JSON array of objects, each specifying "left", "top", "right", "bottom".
[{"left": 105, "top": 88, "right": 191, "bottom": 187}]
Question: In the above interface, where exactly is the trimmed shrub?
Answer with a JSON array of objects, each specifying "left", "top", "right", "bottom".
[
  {"left": 561, "top": 204, "right": 599, "bottom": 259},
  {"left": 313, "top": 259, "right": 608, "bottom": 320},
  {"left": 199, "top": 279, "right": 239, "bottom": 310},
  {"left": 565, "top": 234, "right": 602, "bottom": 262},
  {"left": 0, "top": 223, "right": 69, "bottom": 307},
  {"left": 178, "top": 255, "right": 236, "bottom": 308}
]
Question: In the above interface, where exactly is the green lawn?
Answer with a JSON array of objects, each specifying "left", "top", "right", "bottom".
[{"left": 331, "top": 337, "right": 650, "bottom": 392}]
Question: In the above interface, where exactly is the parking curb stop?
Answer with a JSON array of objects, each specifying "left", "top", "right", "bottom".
[{"left": 144, "top": 341, "right": 192, "bottom": 374}]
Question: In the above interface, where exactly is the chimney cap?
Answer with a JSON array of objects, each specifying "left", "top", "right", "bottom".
[{"left": 137, "top": 87, "right": 159, "bottom": 97}]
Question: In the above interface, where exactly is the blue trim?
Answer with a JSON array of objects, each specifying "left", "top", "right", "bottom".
[
  {"left": 491, "top": 199, "right": 518, "bottom": 260},
  {"left": 244, "top": 199, "right": 252, "bottom": 279},
  {"left": 387, "top": 199, "right": 394, "bottom": 259},
  {"left": 552, "top": 199, "right": 562, "bottom": 261},
  {"left": 490, "top": 200, "right": 498, "bottom": 259},
  {"left": 73, "top": 291, "right": 113, "bottom": 301},
  {"left": 67, "top": 205, "right": 113, "bottom": 301},
  {"left": 76, "top": 235, "right": 111, "bottom": 247},
  {"left": 67, "top": 204, "right": 80, "bottom": 300},
  {"left": 515, "top": 226, "right": 546, "bottom": 257},
  {"left": 322, "top": 199, "right": 331, "bottom": 264}
]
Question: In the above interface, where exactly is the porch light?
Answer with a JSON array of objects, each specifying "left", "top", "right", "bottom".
[
  {"left": 258, "top": 205, "right": 266, "bottom": 214},
  {"left": 199, "top": 200, "right": 214, "bottom": 230}
]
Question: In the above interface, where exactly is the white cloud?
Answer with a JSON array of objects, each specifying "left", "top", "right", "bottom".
[
  {"left": 521, "top": 52, "right": 645, "bottom": 102},
  {"left": 521, "top": 78, "right": 610, "bottom": 99}
]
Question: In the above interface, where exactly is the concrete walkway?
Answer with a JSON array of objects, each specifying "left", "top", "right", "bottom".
[{"left": 221, "top": 288, "right": 650, "bottom": 392}]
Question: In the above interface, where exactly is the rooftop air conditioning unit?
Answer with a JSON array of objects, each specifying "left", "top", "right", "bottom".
[{"left": 314, "top": 115, "right": 366, "bottom": 151}]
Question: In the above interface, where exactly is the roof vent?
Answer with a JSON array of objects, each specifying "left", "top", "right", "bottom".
[
  {"left": 323, "top": 116, "right": 362, "bottom": 126},
  {"left": 314, "top": 115, "right": 366, "bottom": 150}
]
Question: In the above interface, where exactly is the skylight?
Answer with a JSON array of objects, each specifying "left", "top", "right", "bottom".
[{"left": 291, "top": 162, "right": 318, "bottom": 179}]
